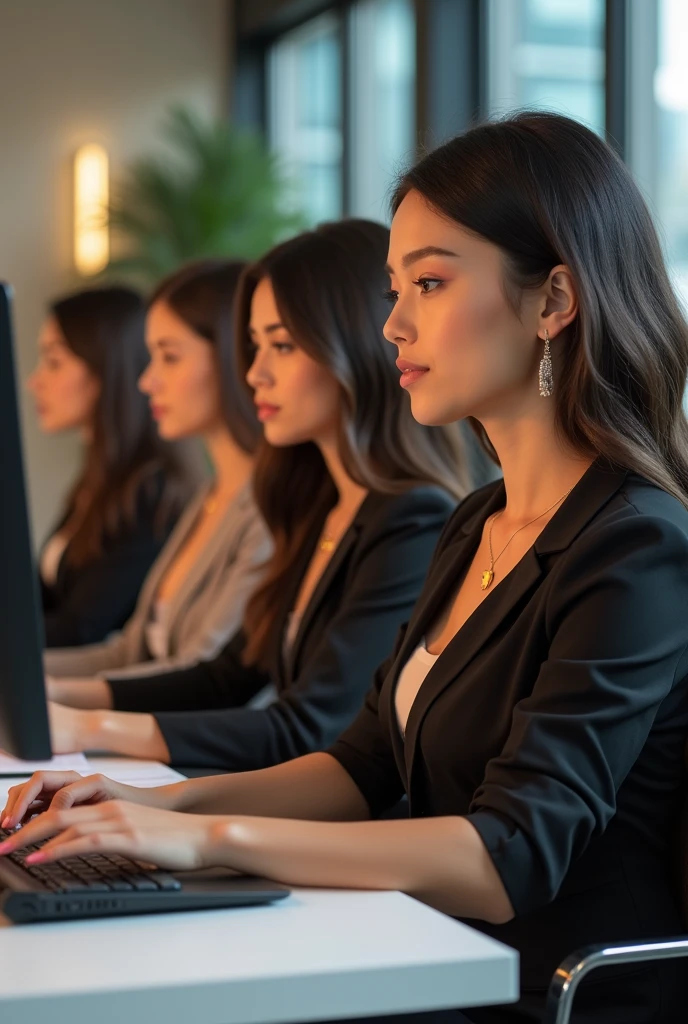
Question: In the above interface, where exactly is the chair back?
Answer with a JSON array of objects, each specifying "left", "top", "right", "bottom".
[{"left": 675, "top": 738, "right": 688, "bottom": 929}]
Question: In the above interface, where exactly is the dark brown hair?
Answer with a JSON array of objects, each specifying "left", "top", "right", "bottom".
[
  {"left": 392, "top": 111, "right": 688, "bottom": 507},
  {"left": 52, "top": 286, "right": 192, "bottom": 566},
  {"left": 234, "top": 219, "right": 469, "bottom": 665},
  {"left": 150, "top": 260, "right": 261, "bottom": 454}
]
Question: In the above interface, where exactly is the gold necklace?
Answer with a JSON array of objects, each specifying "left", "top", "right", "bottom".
[{"left": 480, "top": 486, "right": 573, "bottom": 591}]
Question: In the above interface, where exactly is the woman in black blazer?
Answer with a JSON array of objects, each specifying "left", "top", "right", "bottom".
[
  {"left": 29, "top": 286, "right": 193, "bottom": 646},
  {"left": 40, "top": 219, "right": 465, "bottom": 769},
  {"left": 6, "top": 115, "right": 688, "bottom": 1023}
]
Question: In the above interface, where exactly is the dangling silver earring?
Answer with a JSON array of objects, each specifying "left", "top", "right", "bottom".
[{"left": 538, "top": 329, "right": 553, "bottom": 398}]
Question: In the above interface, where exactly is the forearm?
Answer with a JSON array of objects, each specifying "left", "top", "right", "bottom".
[
  {"left": 49, "top": 678, "right": 113, "bottom": 710},
  {"left": 211, "top": 813, "right": 514, "bottom": 924},
  {"left": 172, "top": 753, "right": 370, "bottom": 820},
  {"left": 79, "top": 708, "right": 170, "bottom": 761}
]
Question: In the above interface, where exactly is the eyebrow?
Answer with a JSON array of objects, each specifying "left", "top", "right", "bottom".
[
  {"left": 385, "top": 246, "right": 460, "bottom": 274},
  {"left": 247, "top": 322, "right": 288, "bottom": 337}
]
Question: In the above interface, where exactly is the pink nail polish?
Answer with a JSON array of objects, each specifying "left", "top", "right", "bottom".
[
  {"left": 25, "top": 852, "right": 45, "bottom": 864},
  {"left": 1, "top": 817, "right": 10, "bottom": 829}
]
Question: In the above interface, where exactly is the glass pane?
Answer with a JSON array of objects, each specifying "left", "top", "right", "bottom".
[
  {"left": 349, "top": 0, "right": 416, "bottom": 222},
  {"left": 486, "top": 0, "right": 605, "bottom": 132},
  {"left": 268, "top": 13, "right": 343, "bottom": 225},
  {"left": 654, "top": 0, "right": 688, "bottom": 304}
]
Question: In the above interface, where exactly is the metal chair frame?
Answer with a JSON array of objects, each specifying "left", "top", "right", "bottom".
[{"left": 542, "top": 937, "right": 688, "bottom": 1024}]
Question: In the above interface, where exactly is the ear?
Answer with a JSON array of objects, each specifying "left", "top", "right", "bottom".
[{"left": 538, "top": 264, "right": 578, "bottom": 340}]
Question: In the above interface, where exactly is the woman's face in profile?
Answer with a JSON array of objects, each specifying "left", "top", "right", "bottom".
[
  {"left": 139, "top": 300, "right": 224, "bottom": 441},
  {"left": 27, "top": 317, "right": 100, "bottom": 434},
  {"left": 246, "top": 276, "right": 341, "bottom": 450},
  {"left": 383, "top": 189, "right": 543, "bottom": 428}
]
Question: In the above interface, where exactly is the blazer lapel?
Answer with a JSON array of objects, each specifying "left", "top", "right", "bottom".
[
  {"left": 165, "top": 485, "right": 251, "bottom": 644},
  {"left": 284, "top": 526, "right": 360, "bottom": 681},
  {"left": 399, "top": 459, "right": 630, "bottom": 786}
]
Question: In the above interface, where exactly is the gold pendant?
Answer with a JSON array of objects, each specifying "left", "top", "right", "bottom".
[
  {"left": 481, "top": 569, "right": 494, "bottom": 591},
  {"left": 319, "top": 537, "right": 335, "bottom": 553}
]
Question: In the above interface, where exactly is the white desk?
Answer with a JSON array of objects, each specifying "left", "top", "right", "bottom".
[{"left": 0, "top": 765, "right": 518, "bottom": 1024}]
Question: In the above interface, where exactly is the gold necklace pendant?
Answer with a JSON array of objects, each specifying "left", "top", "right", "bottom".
[{"left": 481, "top": 569, "right": 494, "bottom": 591}]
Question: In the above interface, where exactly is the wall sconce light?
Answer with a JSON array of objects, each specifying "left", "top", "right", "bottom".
[{"left": 74, "top": 143, "right": 109, "bottom": 276}]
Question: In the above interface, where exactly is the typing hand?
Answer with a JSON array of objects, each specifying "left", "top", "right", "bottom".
[
  {"left": 0, "top": 771, "right": 139, "bottom": 829},
  {"left": 0, "top": 801, "right": 223, "bottom": 872}
]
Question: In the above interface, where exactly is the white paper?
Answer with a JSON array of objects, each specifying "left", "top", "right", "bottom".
[
  {"left": 0, "top": 751, "right": 91, "bottom": 777},
  {"left": 83, "top": 758, "right": 185, "bottom": 788}
]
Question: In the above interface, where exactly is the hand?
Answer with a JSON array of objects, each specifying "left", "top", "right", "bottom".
[
  {"left": 0, "top": 801, "right": 225, "bottom": 872},
  {"left": 1, "top": 771, "right": 145, "bottom": 829},
  {"left": 47, "top": 701, "right": 95, "bottom": 752}
]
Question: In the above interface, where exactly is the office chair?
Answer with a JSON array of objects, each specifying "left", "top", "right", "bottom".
[{"left": 543, "top": 740, "right": 688, "bottom": 1024}]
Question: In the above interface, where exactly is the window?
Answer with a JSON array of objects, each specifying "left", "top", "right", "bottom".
[
  {"left": 266, "top": 0, "right": 415, "bottom": 225},
  {"left": 268, "top": 13, "right": 343, "bottom": 224},
  {"left": 486, "top": 0, "right": 606, "bottom": 132},
  {"left": 348, "top": 0, "right": 415, "bottom": 221}
]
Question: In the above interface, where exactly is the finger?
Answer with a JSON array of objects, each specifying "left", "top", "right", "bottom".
[
  {"left": 25, "top": 816, "right": 121, "bottom": 859},
  {"left": 27, "top": 830, "right": 136, "bottom": 865},
  {"left": 49, "top": 774, "right": 114, "bottom": 812},
  {"left": 1, "top": 772, "right": 82, "bottom": 828},
  {"left": 0, "top": 803, "right": 111, "bottom": 853}
]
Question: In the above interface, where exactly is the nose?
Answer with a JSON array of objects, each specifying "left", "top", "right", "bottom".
[
  {"left": 246, "top": 347, "right": 273, "bottom": 390},
  {"left": 383, "top": 300, "right": 415, "bottom": 348},
  {"left": 138, "top": 362, "right": 155, "bottom": 394},
  {"left": 26, "top": 368, "right": 40, "bottom": 394}
]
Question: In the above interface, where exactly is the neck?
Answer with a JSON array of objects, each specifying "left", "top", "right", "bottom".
[
  {"left": 317, "top": 438, "right": 368, "bottom": 513},
  {"left": 203, "top": 424, "right": 254, "bottom": 498},
  {"left": 481, "top": 409, "right": 593, "bottom": 522}
]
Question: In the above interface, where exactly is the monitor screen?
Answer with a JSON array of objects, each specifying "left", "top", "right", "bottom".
[{"left": 0, "top": 282, "right": 51, "bottom": 758}]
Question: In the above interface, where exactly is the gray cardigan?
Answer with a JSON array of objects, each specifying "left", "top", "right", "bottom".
[{"left": 44, "top": 483, "right": 272, "bottom": 681}]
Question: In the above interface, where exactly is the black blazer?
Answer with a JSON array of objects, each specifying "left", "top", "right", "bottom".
[
  {"left": 41, "top": 474, "right": 178, "bottom": 649},
  {"left": 108, "top": 486, "right": 456, "bottom": 771},
  {"left": 330, "top": 462, "right": 688, "bottom": 1023}
]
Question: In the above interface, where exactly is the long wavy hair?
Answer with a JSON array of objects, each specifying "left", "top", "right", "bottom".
[
  {"left": 150, "top": 260, "right": 261, "bottom": 454},
  {"left": 392, "top": 111, "right": 688, "bottom": 507},
  {"left": 53, "top": 286, "right": 192, "bottom": 567},
  {"left": 232, "top": 219, "right": 469, "bottom": 666}
]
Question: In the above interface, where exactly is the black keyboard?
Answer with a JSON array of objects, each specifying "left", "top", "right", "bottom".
[{"left": 0, "top": 826, "right": 181, "bottom": 894}]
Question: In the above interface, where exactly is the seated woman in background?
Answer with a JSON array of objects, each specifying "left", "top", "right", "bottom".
[
  {"left": 44, "top": 219, "right": 468, "bottom": 771},
  {"left": 8, "top": 114, "right": 688, "bottom": 1024},
  {"left": 29, "top": 286, "right": 194, "bottom": 648},
  {"left": 45, "top": 261, "right": 271, "bottom": 682}
]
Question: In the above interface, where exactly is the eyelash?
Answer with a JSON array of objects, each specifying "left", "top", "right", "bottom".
[
  {"left": 247, "top": 341, "right": 295, "bottom": 357},
  {"left": 383, "top": 277, "right": 444, "bottom": 305}
]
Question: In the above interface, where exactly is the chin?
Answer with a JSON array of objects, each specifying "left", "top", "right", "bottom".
[{"left": 407, "top": 396, "right": 463, "bottom": 428}]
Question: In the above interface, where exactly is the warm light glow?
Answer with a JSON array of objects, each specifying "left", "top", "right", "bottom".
[{"left": 74, "top": 144, "right": 109, "bottom": 276}]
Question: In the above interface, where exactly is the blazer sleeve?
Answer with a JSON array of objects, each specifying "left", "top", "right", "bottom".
[
  {"left": 110, "top": 488, "right": 453, "bottom": 770},
  {"left": 107, "top": 628, "right": 270, "bottom": 713},
  {"left": 464, "top": 510, "right": 688, "bottom": 917},
  {"left": 42, "top": 481, "right": 173, "bottom": 649}
]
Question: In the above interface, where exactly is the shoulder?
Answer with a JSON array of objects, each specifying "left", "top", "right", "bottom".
[
  {"left": 578, "top": 472, "right": 688, "bottom": 554},
  {"left": 358, "top": 484, "right": 458, "bottom": 535},
  {"left": 549, "top": 472, "right": 688, "bottom": 606}
]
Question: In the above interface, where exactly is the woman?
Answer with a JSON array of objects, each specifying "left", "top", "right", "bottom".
[
  {"left": 45, "top": 261, "right": 271, "bottom": 682},
  {"left": 6, "top": 117, "right": 682, "bottom": 1019},
  {"left": 42, "top": 218, "right": 466, "bottom": 771},
  {"left": 29, "top": 286, "right": 193, "bottom": 648}
]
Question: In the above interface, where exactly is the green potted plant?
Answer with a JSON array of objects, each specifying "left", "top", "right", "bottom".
[{"left": 107, "top": 106, "right": 303, "bottom": 287}]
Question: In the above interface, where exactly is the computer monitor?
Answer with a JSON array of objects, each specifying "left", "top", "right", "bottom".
[{"left": 0, "top": 282, "right": 51, "bottom": 758}]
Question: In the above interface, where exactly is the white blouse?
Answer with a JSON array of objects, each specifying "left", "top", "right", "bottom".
[{"left": 394, "top": 640, "right": 439, "bottom": 736}]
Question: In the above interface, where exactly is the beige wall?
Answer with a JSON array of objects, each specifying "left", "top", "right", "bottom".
[{"left": 0, "top": 0, "right": 229, "bottom": 544}]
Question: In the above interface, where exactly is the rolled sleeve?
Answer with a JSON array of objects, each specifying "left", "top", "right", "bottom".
[{"left": 465, "top": 511, "right": 688, "bottom": 915}]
